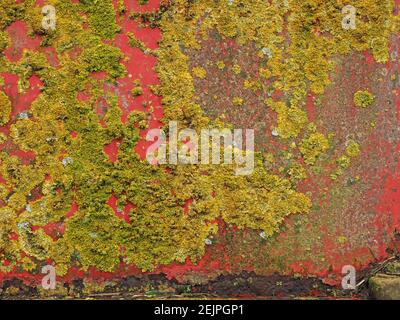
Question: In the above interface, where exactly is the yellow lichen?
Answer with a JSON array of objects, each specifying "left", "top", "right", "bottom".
[
  {"left": 287, "top": 163, "right": 307, "bottom": 182},
  {"left": 267, "top": 99, "right": 308, "bottom": 139},
  {"left": 0, "top": 132, "right": 6, "bottom": 144},
  {"left": 0, "top": 31, "right": 9, "bottom": 52},
  {"left": 346, "top": 140, "right": 361, "bottom": 157},
  {"left": 192, "top": 66, "right": 207, "bottom": 79},
  {"left": 300, "top": 133, "right": 330, "bottom": 165},
  {"left": 0, "top": 0, "right": 397, "bottom": 275},
  {"left": 131, "top": 79, "right": 144, "bottom": 96},
  {"left": 216, "top": 60, "right": 225, "bottom": 70},
  {"left": 244, "top": 79, "right": 261, "bottom": 92},
  {"left": 259, "top": 67, "right": 271, "bottom": 79},
  {"left": 337, "top": 155, "right": 351, "bottom": 169},
  {"left": 232, "top": 97, "right": 244, "bottom": 106},
  {"left": 337, "top": 236, "right": 347, "bottom": 244},
  {"left": 232, "top": 64, "right": 241, "bottom": 75},
  {"left": 127, "top": 32, "right": 150, "bottom": 53},
  {"left": 354, "top": 90, "right": 375, "bottom": 108}
]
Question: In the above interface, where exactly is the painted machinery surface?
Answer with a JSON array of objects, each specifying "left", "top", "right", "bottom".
[{"left": 0, "top": 0, "right": 399, "bottom": 297}]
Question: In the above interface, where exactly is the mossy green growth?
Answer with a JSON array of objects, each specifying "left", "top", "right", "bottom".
[
  {"left": 127, "top": 32, "right": 150, "bottom": 53},
  {"left": 300, "top": 133, "right": 330, "bottom": 165},
  {"left": 354, "top": 90, "right": 375, "bottom": 108},
  {"left": 346, "top": 140, "right": 361, "bottom": 157},
  {"left": 0, "top": 90, "right": 11, "bottom": 126},
  {"left": 0, "top": 31, "right": 9, "bottom": 52},
  {"left": 0, "top": 0, "right": 20, "bottom": 29},
  {"left": 80, "top": 43, "right": 126, "bottom": 79},
  {"left": 287, "top": 163, "right": 307, "bottom": 183},
  {"left": 131, "top": 79, "right": 143, "bottom": 96},
  {"left": 336, "top": 155, "right": 351, "bottom": 169},
  {"left": 150, "top": 0, "right": 398, "bottom": 268},
  {"left": 0, "top": 0, "right": 398, "bottom": 276},
  {"left": 232, "top": 97, "right": 244, "bottom": 106},
  {"left": 79, "top": 0, "right": 120, "bottom": 39},
  {"left": 118, "top": 0, "right": 126, "bottom": 15},
  {"left": 192, "top": 66, "right": 207, "bottom": 79},
  {"left": 0, "top": 0, "right": 314, "bottom": 273},
  {"left": 232, "top": 64, "right": 241, "bottom": 75},
  {"left": 330, "top": 141, "right": 360, "bottom": 180},
  {"left": 216, "top": 61, "right": 225, "bottom": 70},
  {"left": 0, "top": 132, "right": 6, "bottom": 144}
]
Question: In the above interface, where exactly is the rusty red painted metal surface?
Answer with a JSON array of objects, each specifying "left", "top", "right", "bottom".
[{"left": 0, "top": 0, "right": 400, "bottom": 294}]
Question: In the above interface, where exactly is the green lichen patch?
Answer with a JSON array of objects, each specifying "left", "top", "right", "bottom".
[
  {"left": 0, "top": 31, "right": 9, "bottom": 53},
  {"left": 346, "top": 140, "right": 361, "bottom": 158},
  {"left": 0, "top": 132, "right": 7, "bottom": 144},
  {"left": 267, "top": 99, "right": 308, "bottom": 139},
  {"left": 127, "top": 32, "right": 151, "bottom": 53},
  {"left": 232, "top": 97, "right": 244, "bottom": 106},
  {"left": 131, "top": 79, "right": 144, "bottom": 96},
  {"left": 300, "top": 133, "right": 330, "bottom": 165},
  {"left": 354, "top": 90, "right": 375, "bottom": 108},
  {"left": 0, "top": 0, "right": 21, "bottom": 30},
  {"left": 80, "top": 43, "right": 126, "bottom": 79}
]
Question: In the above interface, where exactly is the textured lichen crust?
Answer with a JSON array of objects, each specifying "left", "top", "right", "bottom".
[{"left": 0, "top": 0, "right": 397, "bottom": 275}]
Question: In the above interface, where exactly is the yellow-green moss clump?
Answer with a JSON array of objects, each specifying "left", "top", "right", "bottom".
[
  {"left": 244, "top": 79, "right": 261, "bottom": 92},
  {"left": 192, "top": 66, "right": 207, "bottom": 79},
  {"left": 0, "top": 31, "right": 9, "bottom": 52},
  {"left": 216, "top": 61, "right": 225, "bottom": 70},
  {"left": 232, "top": 64, "right": 241, "bottom": 75},
  {"left": 232, "top": 97, "right": 244, "bottom": 106},
  {"left": 287, "top": 163, "right": 307, "bottom": 183},
  {"left": 0, "top": 132, "right": 6, "bottom": 144},
  {"left": 336, "top": 155, "right": 351, "bottom": 169},
  {"left": 0, "top": 0, "right": 314, "bottom": 274},
  {"left": 131, "top": 79, "right": 143, "bottom": 96},
  {"left": 80, "top": 0, "right": 120, "bottom": 39},
  {"left": 354, "top": 90, "right": 375, "bottom": 108},
  {"left": 0, "top": 90, "right": 11, "bottom": 126},
  {"left": 81, "top": 43, "right": 126, "bottom": 79},
  {"left": 0, "top": 0, "right": 21, "bottom": 30},
  {"left": 346, "top": 140, "right": 361, "bottom": 157},
  {"left": 266, "top": 99, "right": 308, "bottom": 139},
  {"left": 300, "top": 133, "right": 330, "bottom": 165},
  {"left": 330, "top": 140, "right": 361, "bottom": 180},
  {"left": 127, "top": 32, "right": 150, "bottom": 53}
]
